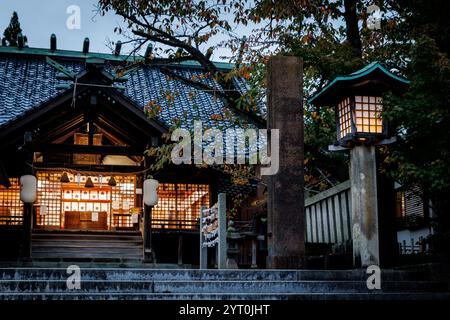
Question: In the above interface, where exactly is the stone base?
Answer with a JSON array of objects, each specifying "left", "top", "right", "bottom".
[{"left": 268, "top": 255, "right": 304, "bottom": 269}]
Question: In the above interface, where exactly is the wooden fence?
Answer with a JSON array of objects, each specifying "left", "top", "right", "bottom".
[{"left": 305, "top": 180, "right": 352, "bottom": 244}]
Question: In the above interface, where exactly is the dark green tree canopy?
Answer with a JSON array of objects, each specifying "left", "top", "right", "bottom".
[{"left": 3, "top": 11, "right": 23, "bottom": 47}]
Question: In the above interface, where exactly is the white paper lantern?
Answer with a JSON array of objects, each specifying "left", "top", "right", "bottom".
[
  {"left": 143, "top": 179, "right": 159, "bottom": 206},
  {"left": 20, "top": 175, "right": 37, "bottom": 203}
]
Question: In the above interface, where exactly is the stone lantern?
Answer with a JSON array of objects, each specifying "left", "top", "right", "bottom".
[{"left": 309, "top": 62, "right": 409, "bottom": 267}]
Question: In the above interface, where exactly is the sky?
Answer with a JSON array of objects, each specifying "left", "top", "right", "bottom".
[{"left": 0, "top": 0, "right": 252, "bottom": 61}]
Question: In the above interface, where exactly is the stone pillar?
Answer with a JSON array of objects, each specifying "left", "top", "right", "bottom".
[
  {"left": 217, "top": 193, "right": 227, "bottom": 269},
  {"left": 267, "top": 56, "right": 305, "bottom": 269},
  {"left": 199, "top": 206, "right": 208, "bottom": 269},
  {"left": 350, "top": 145, "right": 380, "bottom": 267}
]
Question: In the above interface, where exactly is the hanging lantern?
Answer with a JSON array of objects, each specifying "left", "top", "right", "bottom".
[
  {"left": 108, "top": 176, "right": 117, "bottom": 187},
  {"left": 20, "top": 175, "right": 37, "bottom": 203},
  {"left": 143, "top": 178, "right": 159, "bottom": 206},
  {"left": 85, "top": 177, "right": 94, "bottom": 188},
  {"left": 60, "top": 172, "right": 70, "bottom": 183}
]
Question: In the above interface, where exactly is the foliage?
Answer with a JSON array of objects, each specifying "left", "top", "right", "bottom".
[
  {"left": 101, "top": 0, "right": 450, "bottom": 206},
  {"left": 3, "top": 11, "right": 22, "bottom": 47},
  {"left": 383, "top": 36, "right": 450, "bottom": 201},
  {"left": 381, "top": 0, "right": 450, "bottom": 244},
  {"left": 98, "top": 0, "right": 264, "bottom": 127}
]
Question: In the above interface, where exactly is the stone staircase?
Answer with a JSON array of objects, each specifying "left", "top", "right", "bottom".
[
  {"left": 31, "top": 231, "right": 143, "bottom": 262},
  {"left": 0, "top": 267, "right": 448, "bottom": 300}
]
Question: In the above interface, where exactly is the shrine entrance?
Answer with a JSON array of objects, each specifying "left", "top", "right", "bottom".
[{"left": 35, "top": 171, "right": 138, "bottom": 231}]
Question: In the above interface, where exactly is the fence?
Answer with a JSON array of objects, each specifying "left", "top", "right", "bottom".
[{"left": 305, "top": 180, "right": 352, "bottom": 244}]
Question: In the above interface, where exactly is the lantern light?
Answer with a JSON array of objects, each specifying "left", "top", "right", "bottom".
[
  {"left": 308, "top": 61, "right": 409, "bottom": 148},
  {"left": 336, "top": 95, "right": 384, "bottom": 142},
  {"left": 85, "top": 177, "right": 94, "bottom": 188},
  {"left": 143, "top": 178, "right": 159, "bottom": 206},
  {"left": 20, "top": 175, "right": 37, "bottom": 203}
]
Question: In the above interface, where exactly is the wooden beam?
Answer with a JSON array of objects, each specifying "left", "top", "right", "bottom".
[
  {"left": 32, "top": 143, "right": 145, "bottom": 156},
  {"left": 33, "top": 162, "right": 145, "bottom": 173}
]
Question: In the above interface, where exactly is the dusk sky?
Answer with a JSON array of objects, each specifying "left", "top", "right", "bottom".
[{"left": 0, "top": 0, "right": 250, "bottom": 61}]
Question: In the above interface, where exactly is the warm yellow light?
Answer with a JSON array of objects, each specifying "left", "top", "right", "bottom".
[{"left": 354, "top": 95, "right": 383, "bottom": 134}]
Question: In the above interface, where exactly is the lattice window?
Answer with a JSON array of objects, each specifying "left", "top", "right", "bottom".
[
  {"left": 111, "top": 175, "right": 136, "bottom": 228},
  {"left": 36, "top": 172, "right": 62, "bottom": 228},
  {"left": 338, "top": 97, "right": 352, "bottom": 139},
  {"left": 0, "top": 178, "right": 23, "bottom": 226},
  {"left": 153, "top": 183, "right": 209, "bottom": 229},
  {"left": 354, "top": 96, "right": 383, "bottom": 134},
  {"left": 61, "top": 174, "right": 111, "bottom": 229}
]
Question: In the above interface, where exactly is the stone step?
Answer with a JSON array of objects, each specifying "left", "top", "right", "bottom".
[
  {"left": 1, "top": 292, "right": 449, "bottom": 301},
  {"left": 31, "top": 232, "right": 143, "bottom": 261},
  {"left": 1, "top": 267, "right": 447, "bottom": 300},
  {"left": 32, "top": 233, "right": 142, "bottom": 242},
  {"left": 0, "top": 280, "right": 446, "bottom": 294},
  {"left": 31, "top": 251, "right": 142, "bottom": 259},
  {"left": 0, "top": 268, "right": 437, "bottom": 281},
  {"left": 32, "top": 243, "right": 142, "bottom": 250}
]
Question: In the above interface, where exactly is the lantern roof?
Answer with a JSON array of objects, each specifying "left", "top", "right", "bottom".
[{"left": 309, "top": 61, "right": 409, "bottom": 107}]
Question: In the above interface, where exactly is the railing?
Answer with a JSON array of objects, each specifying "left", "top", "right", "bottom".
[
  {"left": 0, "top": 215, "right": 23, "bottom": 226},
  {"left": 398, "top": 239, "right": 427, "bottom": 255},
  {"left": 305, "top": 180, "right": 352, "bottom": 244},
  {"left": 152, "top": 218, "right": 199, "bottom": 230},
  {"left": 232, "top": 220, "right": 257, "bottom": 236},
  {"left": 396, "top": 213, "right": 426, "bottom": 230}
]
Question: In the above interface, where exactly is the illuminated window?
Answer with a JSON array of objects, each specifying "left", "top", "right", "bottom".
[
  {"left": 36, "top": 172, "right": 62, "bottom": 228},
  {"left": 0, "top": 178, "right": 23, "bottom": 226},
  {"left": 152, "top": 183, "right": 210, "bottom": 230},
  {"left": 36, "top": 171, "right": 136, "bottom": 230},
  {"left": 111, "top": 175, "right": 136, "bottom": 228},
  {"left": 338, "top": 98, "right": 352, "bottom": 139},
  {"left": 354, "top": 96, "right": 383, "bottom": 134}
]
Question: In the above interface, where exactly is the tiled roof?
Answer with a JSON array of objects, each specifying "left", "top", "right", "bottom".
[{"left": 0, "top": 46, "right": 264, "bottom": 130}]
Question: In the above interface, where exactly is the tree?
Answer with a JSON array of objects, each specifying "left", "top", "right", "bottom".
[
  {"left": 100, "top": 1, "right": 449, "bottom": 203},
  {"left": 98, "top": 0, "right": 264, "bottom": 128},
  {"left": 97, "top": 0, "right": 378, "bottom": 192},
  {"left": 382, "top": 0, "right": 450, "bottom": 256},
  {"left": 3, "top": 11, "right": 22, "bottom": 47}
]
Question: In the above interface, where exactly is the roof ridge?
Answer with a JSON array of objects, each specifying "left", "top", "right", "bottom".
[
  {"left": 0, "top": 45, "right": 234, "bottom": 70},
  {"left": 309, "top": 61, "right": 409, "bottom": 105}
]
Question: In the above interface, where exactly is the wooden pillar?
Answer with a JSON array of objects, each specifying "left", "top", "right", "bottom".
[
  {"left": 22, "top": 203, "right": 33, "bottom": 259},
  {"left": 266, "top": 56, "right": 305, "bottom": 269},
  {"left": 143, "top": 204, "right": 155, "bottom": 262},
  {"left": 178, "top": 234, "right": 183, "bottom": 265},
  {"left": 251, "top": 239, "right": 258, "bottom": 268},
  {"left": 135, "top": 175, "right": 144, "bottom": 231},
  {"left": 21, "top": 132, "right": 34, "bottom": 260},
  {"left": 142, "top": 152, "right": 155, "bottom": 262}
]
